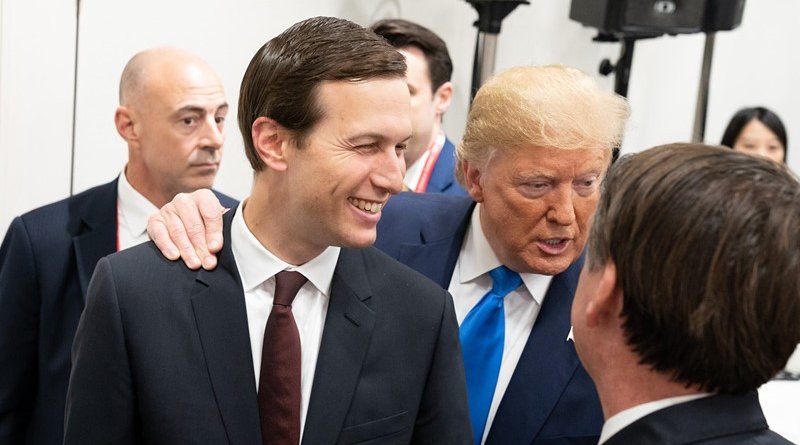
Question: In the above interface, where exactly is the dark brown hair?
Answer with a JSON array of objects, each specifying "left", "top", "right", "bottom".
[
  {"left": 370, "top": 18, "right": 452, "bottom": 93},
  {"left": 588, "top": 143, "right": 800, "bottom": 393},
  {"left": 720, "top": 106, "right": 788, "bottom": 163},
  {"left": 238, "top": 16, "right": 407, "bottom": 171}
]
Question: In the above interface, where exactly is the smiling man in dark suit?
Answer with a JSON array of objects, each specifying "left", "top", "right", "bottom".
[
  {"left": 572, "top": 143, "right": 800, "bottom": 444},
  {"left": 0, "top": 47, "right": 233, "bottom": 445},
  {"left": 64, "top": 17, "right": 470, "bottom": 445},
  {"left": 147, "top": 64, "right": 631, "bottom": 445}
]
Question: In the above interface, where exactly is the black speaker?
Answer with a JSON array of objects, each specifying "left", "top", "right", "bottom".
[{"left": 569, "top": 0, "right": 745, "bottom": 37}]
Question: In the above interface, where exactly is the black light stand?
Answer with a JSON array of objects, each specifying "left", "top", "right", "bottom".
[{"left": 465, "top": 0, "right": 529, "bottom": 101}]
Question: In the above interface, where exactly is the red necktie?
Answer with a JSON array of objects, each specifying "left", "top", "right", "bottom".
[{"left": 258, "top": 270, "right": 307, "bottom": 445}]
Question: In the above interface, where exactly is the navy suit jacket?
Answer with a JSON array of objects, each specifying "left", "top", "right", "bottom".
[
  {"left": 0, "top": 179, "right": 236, "bottom": 445},
  {"left": 604, "top": 392, "right": 793, "bottom": 444},
  {"left": 376, "top": 192, "right": 604, "bottom": 445},
  {"left": 64, "top": 209, "right": 471, "bottom": 444},
  {"left": 426, "top": 137, "right": 468, "bottom": 197}
]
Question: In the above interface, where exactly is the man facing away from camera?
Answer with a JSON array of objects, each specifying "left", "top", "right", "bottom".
[{"left": 572, "top": 143, "right": 800, "bottom": 444}]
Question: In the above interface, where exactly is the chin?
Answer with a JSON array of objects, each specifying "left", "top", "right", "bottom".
[
  {"left": 339, "top": 232, "right": 377, "bottom": 249},
  {"left": 524, "top": 256, "right": 575, "bottom": 276}
]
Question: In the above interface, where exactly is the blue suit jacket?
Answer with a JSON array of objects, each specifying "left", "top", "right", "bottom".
[
  {"left": 605, "top": 392, "right": 792, "bottom": 444},
  {"left": 0, "top": 179, "right": 236, "bottom": 445},
  {"left": 426, "top": 137, "right": 468, "bottom": 196},
  {"left": 376, "top": 192, "right": 603, "bottom": 445}
]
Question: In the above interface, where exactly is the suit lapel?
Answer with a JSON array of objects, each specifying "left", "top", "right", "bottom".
[
  {"left": 486, "top": 258, "right": 584, "bottom": 445},
  {"left": 191, "top": 210, "right": 262, "bottom": 444},
  {"left": 302, "top": 249, "right": 376, "bottom": 445},
  {"left": 71, "top": 180, "right": 118, "bottom": 300},
  {"left": 395, "top": 201, "right": 473, "bottom": 289}
]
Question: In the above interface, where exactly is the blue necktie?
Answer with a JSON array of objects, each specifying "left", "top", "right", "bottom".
[{"left": 459, "top": 265, "right": 522, "bottom": 445}]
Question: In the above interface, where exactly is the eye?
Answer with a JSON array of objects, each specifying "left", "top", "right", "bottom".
[
  {"left": 574, "top": 176, "right": 599, "bottom": 196},
  {"left": 395, "top": 143, "right": 408, "bottom": 153},
  {"left": 182, "top": 116, "right": 198, "bottom": 126},
  {"left": 215, "top": 116, "right": 225, "bottom": 125},
  {"left": 519, "top": 181, "right": 551, "bottom": 197}
]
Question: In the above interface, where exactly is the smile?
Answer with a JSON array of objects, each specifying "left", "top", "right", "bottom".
[{"left": 348, "top": 197, "right": 384, "bottom": 214}]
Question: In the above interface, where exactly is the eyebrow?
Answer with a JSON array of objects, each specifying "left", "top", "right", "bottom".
[
  {"left": 172, "top": 103, "right": 229, "bottom": 117},
  {"left": 348, "top": 132, "right": 412, "bottom": 145}
]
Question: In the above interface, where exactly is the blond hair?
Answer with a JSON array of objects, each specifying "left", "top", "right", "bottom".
[{"left": 456, "top": 65, "right": 630, "bottom": 184}]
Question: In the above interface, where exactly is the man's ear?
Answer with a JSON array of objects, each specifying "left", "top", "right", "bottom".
[
  {"left": 585, "top": 262, "right": 622, "bottom": 328},
  {"left": 115, "top": 106, "right": 138, "bottom": 146},
  {"left": 433, "top": 81, "right": 453, "bottom": 117},
  {"left": 462, "top": 159, "right": 485, "bottom": 203},
  {"left": 252, "top": 117, "right": 290, "bottom": 171}
]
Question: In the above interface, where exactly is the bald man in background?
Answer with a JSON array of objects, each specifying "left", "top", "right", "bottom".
[{"left": 0, "top": 47, "right": 235, "bottom": 444}]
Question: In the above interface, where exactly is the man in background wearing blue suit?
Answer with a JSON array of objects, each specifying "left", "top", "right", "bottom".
[
  {"left": 573, "top": 144, "right": 800, "bottom": 444},
  {"left": 147, "top": 64, "right": 630, "bottom": 444},
  {"left": 371, "top": 19, "right": 466, "bottom": 196},
  {"left": 0, "top": 47, "right": 235, "bottom": 445}
]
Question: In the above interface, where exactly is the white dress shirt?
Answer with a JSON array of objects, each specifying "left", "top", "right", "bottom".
[
  {"left": 448, "top": 204, "right": 553, "bottom": 444},
  {"left": 599, "top": 393, "right": 711, "bottom": 444},
  {"left": 231, "top": 202, "right": 340, "bottom": 442},
  {"left": 404, "top": 149, "right": 431, "bottom": 191},
  {"left": 116, "top": 168, "right": 158, "bottom": 250}
]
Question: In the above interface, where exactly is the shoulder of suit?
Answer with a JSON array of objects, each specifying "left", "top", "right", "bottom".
[
  {"left": 17, "top": 179, "right": 116, "bottom": 224},
  {"left": 104, "top": 241, "right": 195, "bottom": 284},
  {"left": 344, "top": 247, "right": 448, "bottom": 299},
  {"left": 211, "top": 189, "right": 238, "bottom": 208},
  {"left": 383, "top": 192, "right": 473, "bottom": 220}
]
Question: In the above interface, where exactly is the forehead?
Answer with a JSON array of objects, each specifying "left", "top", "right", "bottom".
[
  {"left": 397, "top": 46, "right": 431, "bottom": 85},
  {"left": 489, "top": 144, "right": 610, "bottom": 178},
  {"left": 740, "top": 119, "right": 780, "bottom": 141},
  {"left": 145, "top": 63, "right": 226, "bottom": 111},
  {"left": 312, "top": 78, "right": 412, "bottom": 138}
]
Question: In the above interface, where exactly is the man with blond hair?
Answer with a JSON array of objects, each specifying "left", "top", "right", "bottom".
[
  {"left": 0, "top": 47, "right": 234, "bottom": 444},
  {"left": 147, "top": 64, "right": 630, "bottom": 444},
  {"left": 572, "top": 144, "right": 799, "bottom": 444}
]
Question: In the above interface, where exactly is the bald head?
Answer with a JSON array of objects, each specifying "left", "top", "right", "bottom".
[
  {"left": 119, "top": 47, "right": 222, "bottom": 107},
  {"left": 115, "top": 46, "right": 227, "bottom": 208}
]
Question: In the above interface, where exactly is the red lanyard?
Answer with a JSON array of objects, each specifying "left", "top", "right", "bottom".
[{"left": 414, "top": 132, "right": 446, "bottom": 193}]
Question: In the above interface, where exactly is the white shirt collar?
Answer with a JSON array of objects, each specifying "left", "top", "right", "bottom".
[
  {"left": 117, "top": 167, "right": 159, "bottom": 241},
  {"left": 231, "top": 201, "right": 340, "bottom": 296},
  {"left": 599, "top": 393, "right": 712, "bottom": 444},
  {"left": 458, "top": 203, "right": 549, "bottom": 306}
]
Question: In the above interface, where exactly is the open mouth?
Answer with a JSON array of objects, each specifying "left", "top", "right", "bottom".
[
  {"left": 537, "top": 238, "right": 570, "bottom": 255},
  {"left": 348, "top": 197, "right": 384, "bottom": 214}
]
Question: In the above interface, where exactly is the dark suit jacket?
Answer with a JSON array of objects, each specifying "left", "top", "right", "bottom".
[
  {"left": 426, "top": 137, "right": 467, "bottom": 197},
  {"left": 0, "top": 179, "right": 236, "bottom": 445},
  {"left": 604, "top": 392, "right": 793, "bottom": 444},
  {"left": 64, "top": 208, "right": 471, "bottom": 444},
  {"left": 376, "top": 192, "right": 604, "bottom": 445}
]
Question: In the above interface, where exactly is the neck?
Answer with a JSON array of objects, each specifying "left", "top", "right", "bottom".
[
  {"left": 406, "top": 121, "right": 443, "bottom": 167},
  {"left": 124, "top": 162, "right": 169, "bottom": 208},
  {"left": 592, "top": 352, "right": 705, "bottom": 419},
  {"left": 243, "top": 174, "right": 324, "bottom": 266}
]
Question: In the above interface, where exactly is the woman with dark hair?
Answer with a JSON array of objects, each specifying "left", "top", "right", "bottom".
[{"left": 720, "top": 106, "right": 788, "bottom": 163}]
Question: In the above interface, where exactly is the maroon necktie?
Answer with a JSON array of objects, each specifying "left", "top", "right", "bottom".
[{"left": 258, "top": 270, "right": 307, "bottom": 445}]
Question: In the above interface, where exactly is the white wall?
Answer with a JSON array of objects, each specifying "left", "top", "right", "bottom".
[
  {"left": 0, "top": 0, "right": 76, "bottom": 234},
  {"left": 2, "top": 0, "right": 799, "bottom": 236}
]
